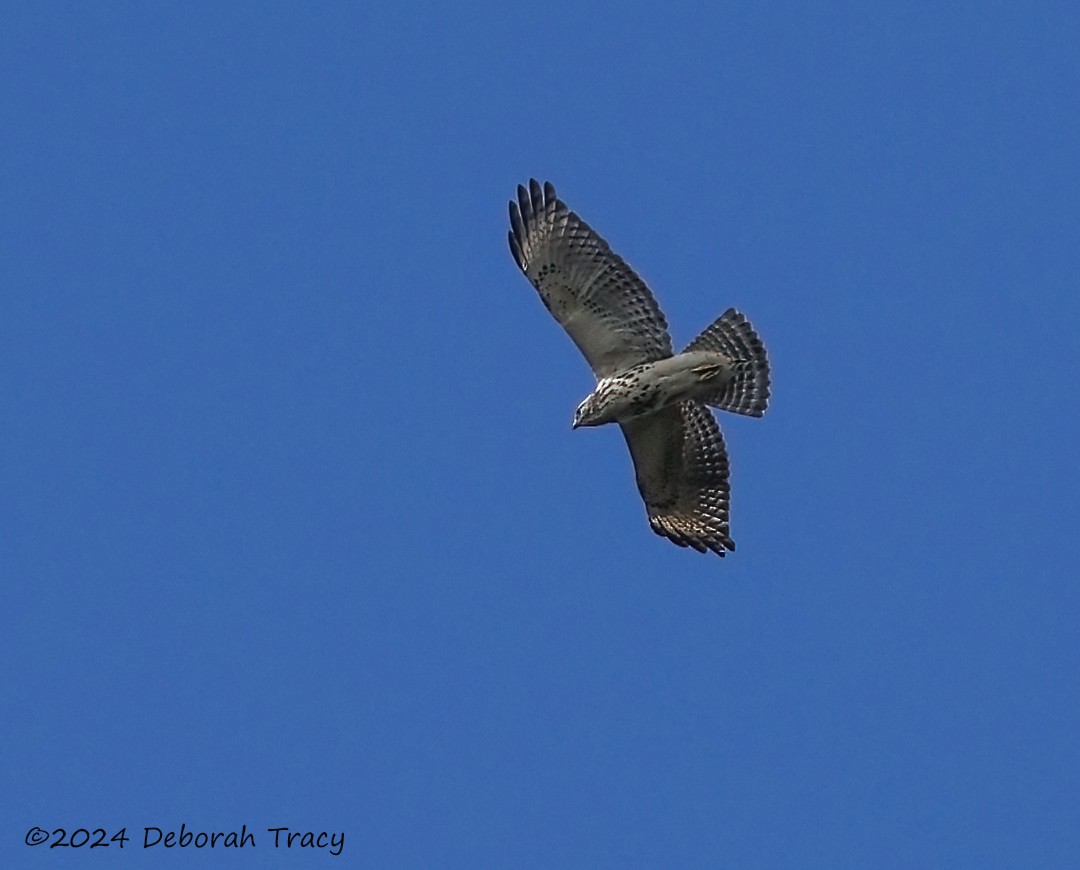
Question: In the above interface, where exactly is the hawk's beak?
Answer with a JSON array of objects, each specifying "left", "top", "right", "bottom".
[{"left": 571, "top": 419, "right": 580, "bottom": 430}]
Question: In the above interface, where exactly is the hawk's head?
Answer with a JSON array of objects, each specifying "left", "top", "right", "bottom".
[{"left": 572, "top": 392, "right": 610, "bottom": 429}]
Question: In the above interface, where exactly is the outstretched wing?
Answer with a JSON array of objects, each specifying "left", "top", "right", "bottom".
[
  {"left": 508, "top": 179, "right": 673, "bottom": 378},
  {"left": 620, "top": 402, "right": 735, "bottom": 556}
]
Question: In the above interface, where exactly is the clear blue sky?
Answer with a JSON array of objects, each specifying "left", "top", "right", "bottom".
[{"left": 4, "top": 3, "right": 1078, "bottom": 867}]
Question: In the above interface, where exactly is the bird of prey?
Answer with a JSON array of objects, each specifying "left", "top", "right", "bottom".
[{"left": 508, "top": 179, "right": 770, "bottom": 556}]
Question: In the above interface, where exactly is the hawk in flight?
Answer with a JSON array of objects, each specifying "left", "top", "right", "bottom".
[{"left": 508, "top": 180, "right": 770, "bottom": 556}]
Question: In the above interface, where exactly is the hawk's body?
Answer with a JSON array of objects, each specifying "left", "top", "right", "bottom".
[
  {"left": 508, "top": 180, "right": 770, "bottom": 556},
  {"left": 575, "top": 351, "right": 749, "bottom": 427}
]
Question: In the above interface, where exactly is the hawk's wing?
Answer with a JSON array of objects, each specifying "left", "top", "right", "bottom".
[
  {"left": 620, "top": 402, "right": 735, "bottom": 556},
  {"left": 508, "top": 179, "right": 673, "bottom": 378}
]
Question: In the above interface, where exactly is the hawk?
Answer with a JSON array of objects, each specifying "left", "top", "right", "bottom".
[{"left": 508, "top": 180, "right": 770, "bottom": 556}]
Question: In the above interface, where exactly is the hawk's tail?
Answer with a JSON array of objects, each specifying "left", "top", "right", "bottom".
[{"left": 683, "top": 309, "right": 770, "bottom": 417}]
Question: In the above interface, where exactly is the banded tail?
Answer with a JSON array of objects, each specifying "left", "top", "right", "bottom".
[{"left": 684, "top": 308, "right": 770, "bottom": 417}]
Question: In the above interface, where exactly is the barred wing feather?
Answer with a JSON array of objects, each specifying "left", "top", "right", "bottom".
[
  {"left": 508, "top": 179, "right": 673, "bottom": 378},
  {"left": 620, "top": 402, "right": 736, "bottom": 556}
]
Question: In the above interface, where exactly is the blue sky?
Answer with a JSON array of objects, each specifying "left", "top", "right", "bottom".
[{"left": 4, "top": 2, "right": 1078, "bottom": 867}]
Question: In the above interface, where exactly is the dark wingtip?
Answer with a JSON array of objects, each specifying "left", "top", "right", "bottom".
[
  {"left": 508, "top": 229, "right": 526, "bottom": 271},
  {"left": 516, "top": 184, "right": 531, "bottom": 223},
  {"left": 510, "top": 180, "right": 561, "bottom": 271},
  {"left": 704, "top": 530, "right": 735, "bottom": 556},
  {"left": 514, "top": 179, "right": 559, "bottom": 219},
  {"left": 508, "top": 198, "right": 524, "bottom": 239},
  {"left": 528, "top": 178, "right": 545, "bottom": 217}
]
